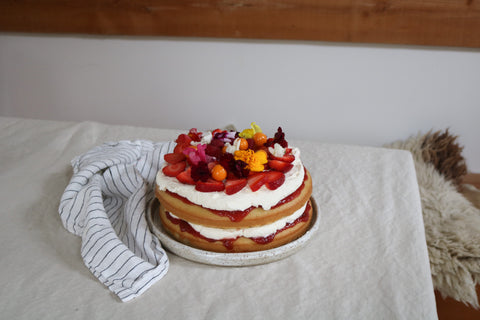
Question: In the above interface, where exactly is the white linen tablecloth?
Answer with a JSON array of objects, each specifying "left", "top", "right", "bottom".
[{"left": 0, "top": 117, "right": 437, "bottom": 319}]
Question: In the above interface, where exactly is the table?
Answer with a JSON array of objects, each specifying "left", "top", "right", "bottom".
[{"left": 0, "top": 117, "right": 437, "bottom": 319}]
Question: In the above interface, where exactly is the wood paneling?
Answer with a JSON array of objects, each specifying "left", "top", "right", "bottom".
[
  {"left": 0, "top": 0, "right": 479, "bottom": 48},
  {"left": 463, "top": 173, "right": 480, "bottom": 188},
  {"left": 436, "top": 287, "right": 480, "bottom": 320}
]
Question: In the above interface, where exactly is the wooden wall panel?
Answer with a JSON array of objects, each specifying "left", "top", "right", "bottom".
[{"left": 0, "top": 0, "right": 479, "bottom": 48}]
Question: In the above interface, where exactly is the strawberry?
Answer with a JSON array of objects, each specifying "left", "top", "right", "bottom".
[
  {"left": 270, "top": 153, "right": 295, "bottom": 163},
  {"left": 265, "top": 171, "right": 285, "bottom": 190},
  {"left": 176, "top": 133, "right": 192, "bottom": 146},
  {"left": 162, "top": 161, "right": 186, "bottom": 177},
  {"left": 188, "top": 128, "right": 202, "bottom": 142},
  {"left": 225, "top": 178, "right": 247, "bottom": 195},
  {"left": 268, "top": 160, "right": 293, "bottom": 173},
  {"left": 195, "top": 179, "right": 225, "bottom": 192},
  {"left": 174, "top": 134, "right": 193, "bottom": 154},
  {"left": 247, "top": 172, "right": 267, "bottom": 192},
  {"left": 176, "top": 167, "right": 195, "bottom": 185},
  {"left": 174, "top": 144, "right": 185, "bottom": 154},
  {"left": 164, "top": 152, "right": 186, "bottom": 164}
]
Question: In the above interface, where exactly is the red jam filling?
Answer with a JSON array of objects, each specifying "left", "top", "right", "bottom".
[
  {"left": 166, "top": 168, "right": 308, "bottom": 222},
  {"left": 165, "top": 201, "right": 311, "bottom": 250},
  {"left": 251, "top": 202, "right": 310, "bottom": 245},
  {"left": 166, "top": 212, "right": 235, "bottom": 250}
]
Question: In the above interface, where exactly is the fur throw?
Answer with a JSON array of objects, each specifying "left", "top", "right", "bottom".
[{"left": 385, "top": 130, "right": 480, "bottom": 308}]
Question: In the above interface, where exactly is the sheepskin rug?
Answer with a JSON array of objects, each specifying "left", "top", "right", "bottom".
[{"left": 385, "top": 130, "right": 480, "bottom": 308}]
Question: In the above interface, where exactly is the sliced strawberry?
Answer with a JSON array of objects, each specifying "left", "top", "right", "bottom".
[
  {"left": 212, "top": 128, "right": 223, "bottom": 136},
  {"left": 174, "top": 143, "right": 188, "bottom": 154},
  {"left": 176, "top": 133, "right": 192, "bottom": 146},
  {"left": 265, "top": 171, "right": 285, "bottom": 190},
  {"left": 195, "top": 179, "right": 225, "bottom": 192},
  {"left": 247, "top": 172, "right": 267, "bottom": 192},
  {"left": 174, "top": 134, "right": 193, "bottom": 154},
  {"left": 164, "top": 152, "right": 186, "bottom": 164},
  {"left": 270, "top": 153, "right": 295, "bottom": 163},
  {"left": 268, "top": 160, "right": 293, "bottom": 173},
  {"left": 188, "top": 128, "right": 202, "bottom": 142},
  {"left": 162, "top": 161, "right": 186, "bottom": 177},
  {"left": 176, "top": 167, "right": 195, "bottom": 185},
  {"left": 225, "top": 178, "right": 248, "bottom": 195}
]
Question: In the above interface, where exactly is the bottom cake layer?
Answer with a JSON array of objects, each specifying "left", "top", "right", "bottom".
[{"left": 158, "top": 200, "right": 313, "bottom": 253}]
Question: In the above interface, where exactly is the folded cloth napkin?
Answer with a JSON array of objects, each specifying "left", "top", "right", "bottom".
[{"left": 59, "top": 140, "right": 174, "bottom": 302}]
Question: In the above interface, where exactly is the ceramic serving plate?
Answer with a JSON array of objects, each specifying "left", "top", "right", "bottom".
[{"left": 147, "top": 197, "right": 319, "bottom": 267}]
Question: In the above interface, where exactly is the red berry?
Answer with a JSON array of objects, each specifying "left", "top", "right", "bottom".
[
  {"left": 246, "top": 138, "right": 255, "bottom": 150},
  {"left": 205, "top": 144, "right": 222, "bottom": 158},
  {"left": 162, "top": 161, "right": 187, "bottom": 177},
  {"left": 247, "top": 172, "right": 267, "bottom": 192},
  {"left": 270, "top": 153, "right": 295, "bottom": 163},
  {"left": 225, "top": 178, "right": 248, "bottom": 195},
  {"left": 268, "top": 160, "right": 293, "bottom": 173},
  {"left": 175, "top": 134, "right": 192, "bottom": 146},
  {"left": 174, "top": 134, "right": 193, "bottom": 154},
  {"left": 188, "top": 128, "right": 202, "bottom": 142},
  {"left": 164, "top": 152, "right": 186, "bottom": 164},
  {"left": 195, "top": 179, "right": 225, "bottom": 192},
  {"left": 176, "top": 168, "right": 195, "bottom": 185},
  {"left": 173, "top": 144, "right": 185, "bottom": 154},
  {"left": 265, "top": 171, "right": 285, "bottom": 190},
  {"left": 210, "top": 138, "right": 225, "bottom": 148}
]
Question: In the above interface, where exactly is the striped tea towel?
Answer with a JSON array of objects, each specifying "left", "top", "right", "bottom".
[{"left": 59, "top": 140, "right": 175, "bottom": 302}]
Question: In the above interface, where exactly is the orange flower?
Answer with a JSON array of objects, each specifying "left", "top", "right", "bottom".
[{"left": 234, "top": 149, "right": 268, "bottom": 172}]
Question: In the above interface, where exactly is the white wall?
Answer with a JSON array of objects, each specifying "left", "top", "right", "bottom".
[{"left": 1, "top": 34, "right": 479, "bottom": 171}]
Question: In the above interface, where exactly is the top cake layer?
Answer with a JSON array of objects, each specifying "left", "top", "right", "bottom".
[
  {"left": 155, "top": 123, "right": 307, "bottom": 211},
  {"left": 156, "top": 147, "right": 304, "bottom": 211}
]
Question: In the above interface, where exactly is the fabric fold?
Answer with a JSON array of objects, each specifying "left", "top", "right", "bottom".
[{"left": 59, "top": 140, "right": 174, "bottom": 301}]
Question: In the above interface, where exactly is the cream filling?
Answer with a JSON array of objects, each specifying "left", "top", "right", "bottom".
[
  {"left": 156, "top": 147, "right": 304, "bottom": 211},
  {"left": 168, "top": 202, "right": 307, "bottom": 240}
]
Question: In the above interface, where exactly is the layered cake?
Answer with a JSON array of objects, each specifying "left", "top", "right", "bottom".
[{"left": 155, "top": 123, "right": 313, "bottom": 253}]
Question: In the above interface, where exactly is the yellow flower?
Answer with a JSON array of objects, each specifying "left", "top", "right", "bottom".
[
  {"left": 234, "top": 149, "right": 268, "bottom": 172},
  {"left": 249, "top": 150, "right": 268, "bottom": 171},
  {"left": 239, "top": 122, "right": 262, "bottom": 139}
]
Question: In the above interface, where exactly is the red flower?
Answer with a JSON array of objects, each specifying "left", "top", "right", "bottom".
[
  {"left": 191, "top": 162, "right": 210, "bottom": 182},
  {"left": 265, "top": 127, "right": 288, "bottom": 148}
]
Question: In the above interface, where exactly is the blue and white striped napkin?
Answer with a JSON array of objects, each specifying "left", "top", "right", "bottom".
[{"left": 59, "top": 140, "right": 174, "bottom": 302}]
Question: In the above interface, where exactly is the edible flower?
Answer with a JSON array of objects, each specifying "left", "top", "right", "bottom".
[
  {"left": 268, "top": 143, "right": 286, "bottom": 157},
  {"left": 183, "top": 144, "right": 207, "bottom": 166},
  {"left": 239, "top": 122, "right": 262, "bottom": 139},
  {"left": 223, "top": 138, "right": 244, "bottom": 154},
  {"left": 213, "top": 130, "right": 236, "bottom": 143},
  {"left": 190, "top": 161, "right": 210, "bottom": 182},
  {"left": 234, "top": 149, "right": 268, "bottom": 172},
  {"left": 265, "top": 127, "right": 288, "bottom": 148}
]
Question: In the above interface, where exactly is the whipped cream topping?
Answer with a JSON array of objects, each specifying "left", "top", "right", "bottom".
[
  {"left": 156, "top": 147, "right": 305, "bottom": 211},
  {"left": 168, "top": 202, "right": 308, "bottom": 240},
  {"left": 191, "top": 131, "right": 213, "bottom": 146},
  {"left": 268, "top": 143, "right": 286, "bottom": 157},
  {"left": 223, "top": 138, "right": 243, "bottom": 154}
]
